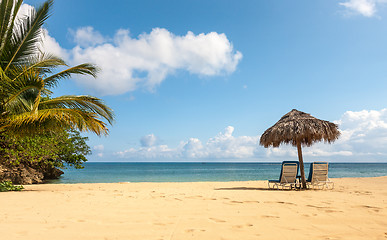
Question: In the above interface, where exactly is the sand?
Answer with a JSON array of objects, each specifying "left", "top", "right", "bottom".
[{"left": 1, "top": 177, "right": 386, "bottom": 240}]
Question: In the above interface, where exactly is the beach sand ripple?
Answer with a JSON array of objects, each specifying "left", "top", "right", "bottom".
[{"left": 1, "top": 177, "right": 386, "bottom": 239}]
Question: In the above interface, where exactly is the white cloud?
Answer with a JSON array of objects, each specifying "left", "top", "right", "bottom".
[
  {"left": 201, "top": 126, "right": 259, "bottom": 159},
  {"left": 40, "top": 26, "right": 242, "bottom": 95},
  {"left": 140, "top": 134, "right": 157, "bottom": 147},
  {"left": 116, "top": 126, "right": 260, "bottom": 160},
  {"left": 19, "top": 4, "right": 241, "bottom": 96},
  {"left": 41, "top": 29, "right": 70, "bottom": 59},
  {"left": 93, "top": 144, "right": 104, "bottom": 158},
  {"left": 334, "top": 109, "right": 387, "bottom": 154},
  {"left": 15, "top": 4, "right": 68, "bottom": 60},
  {"left": 69, "top": 28, "right": 242, "bottom": 95},
  {"left": 17, "top": 3, "right": 33, "bottom": 19},
  {"left": 93, "top": 144, "right": 105, "bottom": 151},
  {"left": 339, "top": 0, "right": 387, "bottom": 17},
  {"left": 115, "top": 145, "right": 176, "bottom": 159},
  {"left": 115, "top": 109, "right": 387, "bottom": 162},
  {"left": 71, "top": 26, "right": 106, "bottom": 47}
]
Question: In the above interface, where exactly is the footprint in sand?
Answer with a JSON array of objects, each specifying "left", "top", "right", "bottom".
[
  {"left": 209, "top": 218, "right": 226, "bottom": 223},
  {"left": 231, "top": 224, "right": 253, "bottom": 229},
  {"left": 325, "top": 209, "right": 343, "bottom": 213},
  {"left": 354, "top": 190, "right": 372, "bottom": 195},
  {"left": 185, "top": 228, "right": 206, "bottom": 233},
  {"left": 359, "top": 205, "right": 381, "bottom": 212},
  {"left": 306, "top": 204, "right": 328, "bottom": 209},
  {"left": 261, "top": 215, "right": 280, "bottom": 219},
  {"left": 276, "top": 201, "right": 296, "bottom": 205},
  {"left": 264, "top": 201, "right": 294, "bottom": 205}
]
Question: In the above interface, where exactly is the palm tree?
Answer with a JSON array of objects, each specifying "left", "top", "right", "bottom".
[{"left": 0, "top": 0, "right": 114, "bottom": 136}]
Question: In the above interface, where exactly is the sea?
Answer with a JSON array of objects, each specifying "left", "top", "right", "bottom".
[{"left": 48, "top": 162, "right": 387, "bottom": 184}]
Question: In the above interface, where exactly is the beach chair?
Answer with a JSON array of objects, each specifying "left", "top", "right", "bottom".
[
  {"left": 306, "top": 162, "right": 334, "bottom": 190},
  {"left": 268, "top": 161, "right": 299, "bottom": 190}
]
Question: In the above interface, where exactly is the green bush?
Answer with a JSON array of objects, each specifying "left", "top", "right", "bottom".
[
  {"left": 0, "top": 181, "right": 24, "bottom": 192},
  {"left": 0, "top": 130, "right": 91, "bottom": 170}
]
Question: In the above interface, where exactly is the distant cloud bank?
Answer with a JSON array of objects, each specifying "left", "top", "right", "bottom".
[
  {"left": 42, "top": 26, "right": 242, "bottom": 95},
  {"left": 340, "top": 0, "right": 387, "bottom": 17},
  {"left": 114, "top": 109, "right": 387, "bottom": 162}
]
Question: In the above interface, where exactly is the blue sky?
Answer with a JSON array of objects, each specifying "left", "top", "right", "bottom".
[{"left": 23, "top": 0, "right": 387, "bottom": 162}]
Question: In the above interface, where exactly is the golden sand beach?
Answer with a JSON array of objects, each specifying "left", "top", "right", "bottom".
[{"left": 1, "top": 177, "right": 386, "bottom": 240}]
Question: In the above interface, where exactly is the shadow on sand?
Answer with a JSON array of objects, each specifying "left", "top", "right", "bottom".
[{"left": 214, "top": 187, "right": 294, "bottom": 191}]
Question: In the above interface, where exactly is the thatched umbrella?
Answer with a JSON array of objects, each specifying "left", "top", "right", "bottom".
[{"left": 260, "top": 109, "right": 340, "bottom": 189}]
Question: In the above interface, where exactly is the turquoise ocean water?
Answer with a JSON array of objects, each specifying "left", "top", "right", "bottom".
[{"left": 48, "top": 162, "right": 387, "bottom": 184}]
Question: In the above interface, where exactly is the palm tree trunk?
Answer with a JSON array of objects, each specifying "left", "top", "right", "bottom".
[{"left": 297, "top": 141, "right": 307, "bottom": 189}]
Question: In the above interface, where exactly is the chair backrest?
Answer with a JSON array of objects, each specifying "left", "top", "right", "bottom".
[
  {"left": 279, "top": 161, "right": 299, "bottom": 184},
  {"left": 308, "top": 162, "right": 329, "bottom": 183}
]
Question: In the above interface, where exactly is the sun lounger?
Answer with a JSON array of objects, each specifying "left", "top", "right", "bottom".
[
  {"left": 268, "top": 161, "right": 299, "bottom": 189},
  {"left": 306, "top": 161, "right": 334, "bottom": 189}
]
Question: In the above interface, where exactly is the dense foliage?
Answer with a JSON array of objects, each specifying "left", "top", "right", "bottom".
[
  {"left": 0, "top": 0, "right": 115, "bottom": 183},
  {"left": 0, "top": 130, "right": 90, "bottom": 169},
  {"left": 0, "top": 181, "right": 24, "bottom": 192}
]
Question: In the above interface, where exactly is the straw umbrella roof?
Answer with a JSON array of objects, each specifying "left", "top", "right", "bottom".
[{"left": 260, "top": 109, "right": 340, "bottom": 148}]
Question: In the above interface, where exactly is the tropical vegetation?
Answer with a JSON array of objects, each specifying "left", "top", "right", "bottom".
[
  {"left": 0, "top": 0, "right": 114, "bottom": 186},
  {"left": 0, "top": 0, "right": 114, "bottom": 135},
  {"left": 0, "top": 129, "right": 91, "bottom": 170},
  {"left": 0, "top": 181, "right": 23, "bottom": 191}
]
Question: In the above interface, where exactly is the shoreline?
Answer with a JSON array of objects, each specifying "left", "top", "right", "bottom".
[
  {"left": 44, "top": 175, "right": 387, "bottom": 185},
  {"left": 2, "top": 176, "right": 386, "bottom": 240},
  {"left": 56, "top": 162, "right": 387, "bottom": 184}
]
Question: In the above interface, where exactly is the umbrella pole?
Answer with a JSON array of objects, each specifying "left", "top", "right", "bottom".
[{"left": 297, "top": 141, "right": 307, "bottom": 189}]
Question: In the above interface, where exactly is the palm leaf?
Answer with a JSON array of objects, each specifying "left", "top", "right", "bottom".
[
  {"left": 43, "top": 63, "right": 99, "bottom": 88},
  {"left": 39, "top": 95, "right": 114, "bottom": 124},
  {"left": 2, "top": 71, "right": 44, "bottom": 114},
  {"left": 0, "top": 0, "right": 23, "bottom": 57},
  {"left": 2, "top": 108, "right": 109, "bottom": 136},
  {"left": 3, "top": 0, "right": 53, "bottom": 71},
  {"left": 10, "top": 53, "right": 66, "bottom": 81},
  {"left": 0, "top": 0, "right": 114, "bottom": 137}
]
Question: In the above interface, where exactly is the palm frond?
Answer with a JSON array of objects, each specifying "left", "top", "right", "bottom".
[
  {"left": 0, "top": 65, "right": 12, "bottom": 82},
  {"left": 3, "top": 0, "right": 53, "bottom": 71},
  {"left": 0, "top": 0, "right": 23, "bottom": 56},
  {"left": 10, "top": 53, "right": 66, "bottom": 81},
  {"left": 0, "top": 0, "right": 14, "bottom": 53},
  {"left": 39, "top": 95, "right": 114, "bottom": 124},
  {"left": 0, "top": 0, "right": 114, "bottom": 137},
  {"left": 3, "top": 85, "right": 41, "bottom": 114},
  {"left": 2, "top": 108, "right": 109, "bottom": 136},
  {"left": 2, "top": 72, "right": 44, "bottom": 114},
  {"left": 43, "top": 63, "right": 99, "bottom": 88}
]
